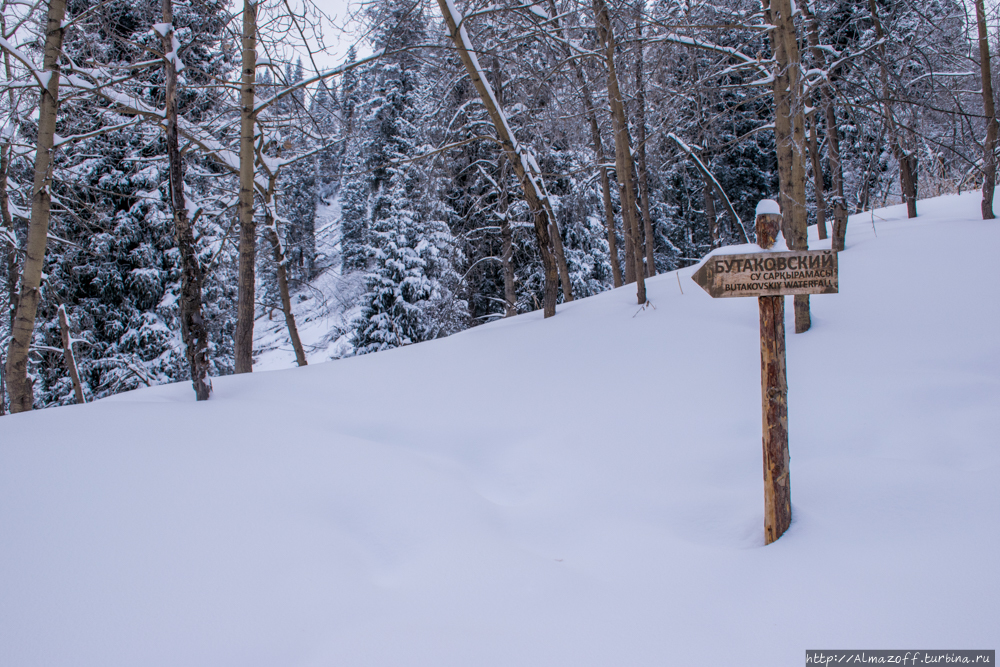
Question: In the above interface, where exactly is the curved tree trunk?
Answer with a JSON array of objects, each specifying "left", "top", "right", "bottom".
[
  {"left": 265, "top": 226, "right": 307, "bottom": 367},
  {"left": 436, "top": 0, "right": 562, "bottom": 316},
  {"left": 4, "top": 0, "right": 67, "bottom": 413},
  {"left": 261, "top": 172, "right": 307, "bottom": 367}
]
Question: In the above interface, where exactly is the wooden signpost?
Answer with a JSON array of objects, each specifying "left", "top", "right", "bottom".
[{"left": 691, "top": 208, "right": 839, "bottom": 544}]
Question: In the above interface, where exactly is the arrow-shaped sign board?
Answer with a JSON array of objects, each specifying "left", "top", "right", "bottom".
[{"left": 691, "top": 249, "right": 838, "bottom": 298}]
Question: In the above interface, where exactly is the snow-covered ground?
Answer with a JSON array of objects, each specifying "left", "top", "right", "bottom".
[{"left": 1, "top": 193, "right": 997, "bottom": 665}]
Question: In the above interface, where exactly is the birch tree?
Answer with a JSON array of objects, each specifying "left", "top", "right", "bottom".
[{"left": 4, "top": 0, "right": 66, "bottom": 412}]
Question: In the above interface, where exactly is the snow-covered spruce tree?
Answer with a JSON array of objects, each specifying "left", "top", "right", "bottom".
[{"left": 345, "top": 0, "right": 466, "bottom": 354}]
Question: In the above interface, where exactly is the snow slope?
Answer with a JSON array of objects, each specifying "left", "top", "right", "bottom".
[{"left": 1, "top": 194, "right": 997, "bottom": 666}]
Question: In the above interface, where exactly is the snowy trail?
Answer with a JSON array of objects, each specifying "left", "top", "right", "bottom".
[{"left": 1, "top": 193, "right": 997, "bottom": 665}]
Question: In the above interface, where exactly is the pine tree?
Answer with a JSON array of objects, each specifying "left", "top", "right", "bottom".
[{"left": 345, "top": 0, "right": 466, "bottom": 354}]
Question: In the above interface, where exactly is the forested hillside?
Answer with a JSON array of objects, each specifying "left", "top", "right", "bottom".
[
  {"left": 0, "top": 0, "right": 994, "bottom": 410},
  {"left": 1, "top": 194, "right": 997, "bottom": 664}
]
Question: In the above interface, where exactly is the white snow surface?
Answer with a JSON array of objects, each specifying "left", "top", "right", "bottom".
[
  {"left": 756, "top": 198, "right": 781, "bottom": 215},
  {"left": 2, "top": 194, "right": 998, "bottom": 665}
]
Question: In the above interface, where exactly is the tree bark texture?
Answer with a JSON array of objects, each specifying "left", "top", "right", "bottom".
[
  {"left": 977, "top": 0, "right": 997, "bottom": 219},
  {"left": 593, "top": 0, "right": 645, "bottom": 304},
  {"left": 57, "top": 305, "right": 84, "bottom": 404},
  {"left": 807, "top": 113, "right": 827, "bottom": 240},
  {"left": 764, "top": 0, "right": 810, "bottom": 333},
  {"left": 826, "top": 101, "right": 848, "bottom": 251},
  {"left": 634, "top": 10, "right": 655, "bottom": 277},
  {"left": 490, "top": 51, "right": 571, "bottom": 305},
  {"left": 593, "top": 120, "right": 622, "bottom": 287},
  {"left": 899, "top": 152, "right": 918, "bottom": 219},
  {"left": 436, "top": 0, "right": 562, "bottom": 316},
  {"left": 497, "top": 153, "right": 517, "bottom": 317},
  {"left": 0, "top": 17, "right": 14, "bottom": 331},
  {"left": 161, "top": 0, "right": 212, "bottom": 400},
  {"left": 1, "top": 142, "right": 18, "bottom": 329},
  {"left": 262, "top": 172, "right": 307, "bottom": 367},
  {"left": 803, "top": 3, "right": 827, "bottom": 241},
  {"left": 4, "top": 0, "right": 67, "bottom": 413},
  {"left": 756, "top": 211, "right": 790, "bottom": 545},
  {"left": 234, "top": 0, "right": 257, "bottom": 373},
  {"left": 704, "top": 176, "right": 719, "bottom": 247}
]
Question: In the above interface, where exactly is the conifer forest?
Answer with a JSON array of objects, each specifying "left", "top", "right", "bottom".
[{"left": 0, "top": 0, "right": 994, "bottom": 411}]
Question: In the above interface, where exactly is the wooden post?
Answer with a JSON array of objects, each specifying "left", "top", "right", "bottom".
[{"left": 756, "top": 211, "right": 790, "bottom": 544}]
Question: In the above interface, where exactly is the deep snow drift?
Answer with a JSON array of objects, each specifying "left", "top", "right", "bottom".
[{"left": 1, "top": 194, "right": 997, "bottom": 666}]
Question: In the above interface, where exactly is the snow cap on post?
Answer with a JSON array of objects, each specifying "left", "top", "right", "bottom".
[
  {"left": 755, "top": 200, "right": 782, "bottom": 250},
  {"left": 755, "top": 199, "right": 781, "bottom": 216}
]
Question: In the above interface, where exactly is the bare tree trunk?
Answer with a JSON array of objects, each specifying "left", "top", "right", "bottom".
[
  {"left": 436, "top": 0, "right": 562, "bottom": 316},
  {"left": 549, "top": 209, "right": 573, "bottom": 303},
  {"left": 543, "top": 0, "right": 622, "bottom": 287},
  {"left": 234, "top": 0, "right": 257, "bottom": 372},
  {"left": 634, "top": 7, "right": 655, "bottom": 277},
  {"left": 161, "top": 0, "right": 211, "bottom": 400},
  {"left": 635, "top": 8, "right": 656, "bottom": 278},
  {"left": 490, "top": 52, "right": 571, "bottom": 304},
  {"left": 764, "top": 0, "right": 810, "bottom": 333},
  {"left": 869, "top": 0, "right": 917, "bottom": 220},
  {"left": 4, "top": 0, "right": 67, "bottom": 413},
  {"left": 498, "top": 154, "right": 517, "bottom": 317},
  {"left": 1, "top": 142, "right": 18, "bottom": 330},
  {"left": 57, "top": 304, "right": 84, "bottom": 404},
  {"left": 593, "top": 0, "right": 645, "bottom": 304},
  {"left": 977, "top": 0, "right": 997, "bottom": 219},
  {"left": 261, "top": 172, "right": 307, "bottom": 367},
  {"left": 593, "top": 119, "right": 622, "bottom": 287},
  {"left": 266, "top": 226, "right": 307, "bottom": 366},
  {"left": 622, "top": 213, "right": 636, "bottom": 284},
  {"left": 803, "top": 3, "right": 827, "bottom": 241},
  {"left": 899, "top": 151, "right": 918, "bottom": 218},
  {"left": 826, "top": 101, "right": 848, "bottom": 251},
  {"left": 807, "top": 112, "right": 827, "bottom": 240},
  {"left": 704, "top": 176, "right": 719, "bottom": 248},
  {"left": 491, "top": 64, "right": 519, "bottom": 315},
  {"left": 1, "top": 1, "right": 19, "bottom": 332}
]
